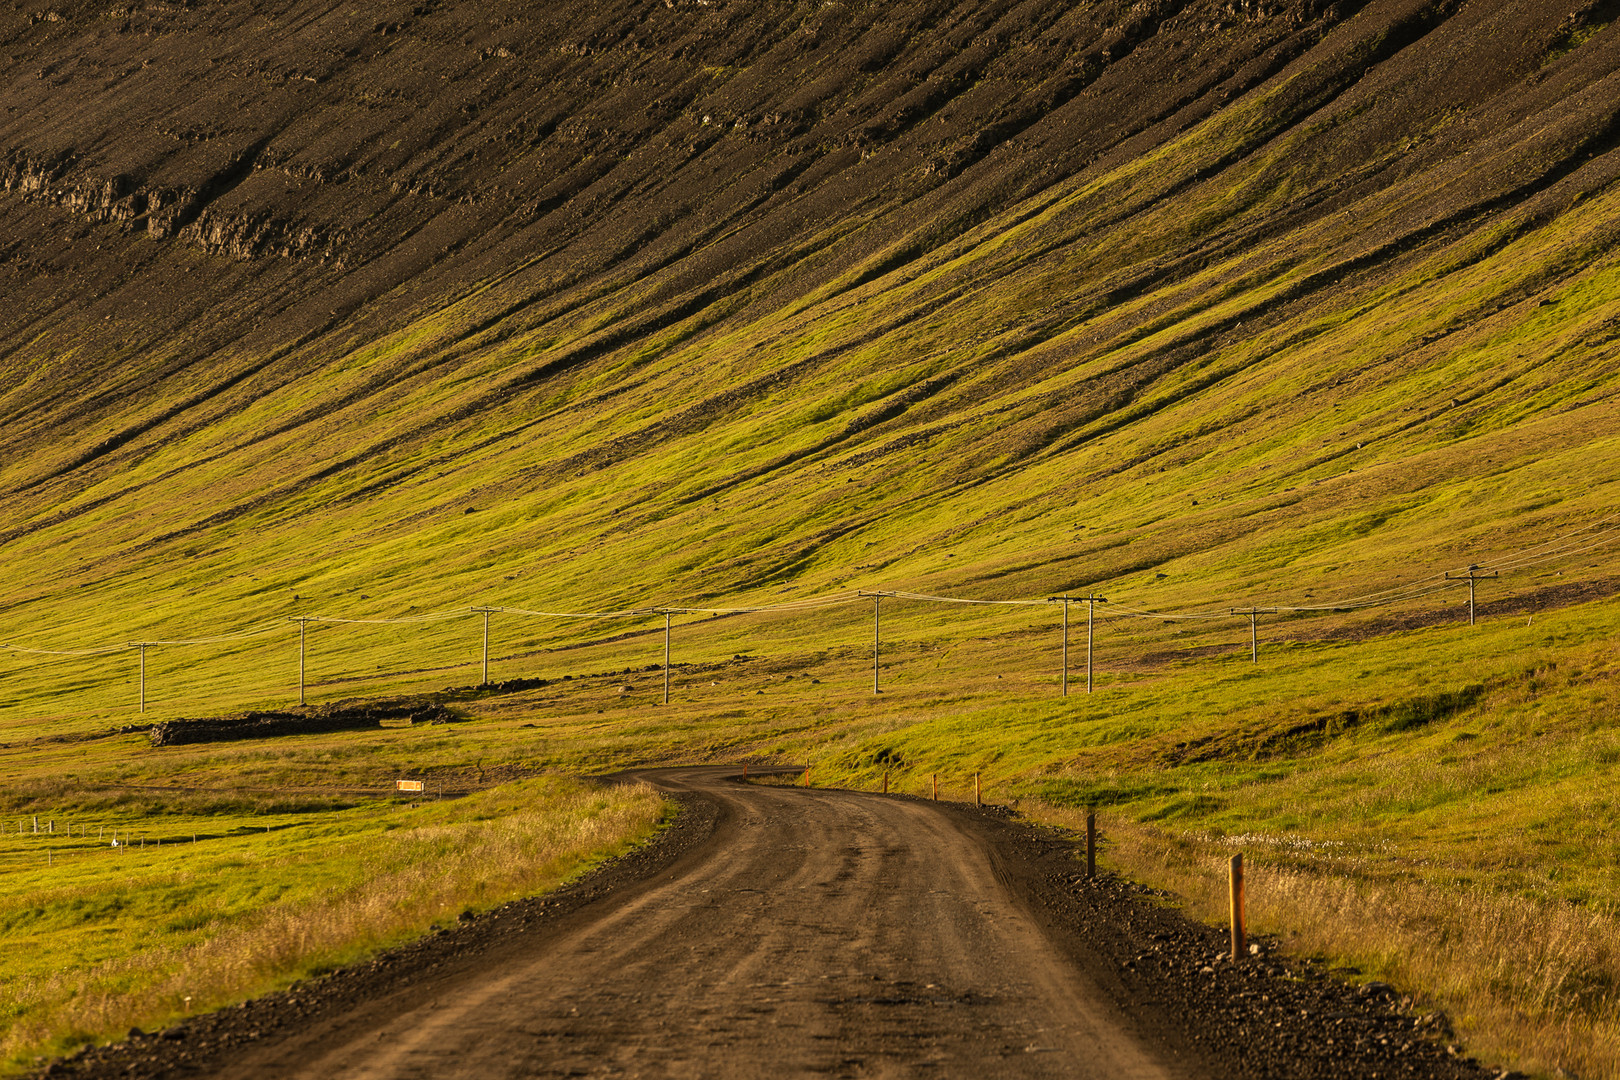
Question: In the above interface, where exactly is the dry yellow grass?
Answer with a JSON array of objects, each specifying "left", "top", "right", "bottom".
[
  {"left": 1040, "top": 809, "right": 1620, "bottom": 1079},
  {"left": 0, "top": 778, "right": 664, "bottom": 1067}
]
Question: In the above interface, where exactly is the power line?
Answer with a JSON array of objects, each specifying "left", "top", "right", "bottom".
[
  {"left": 885, "top": 590, "right": 1049, "bottom": 607},
  {"left": 1105, "top": 603, "right": 1231, "bottom": 622},
  {"left": 122, "top": 621, "right": 289, "bottom": 646},
  {"left": 464, "top": 605, "right": 642, "bottom": 619},
  {"left": 291, "top": 610, "right": 469, "bottom": 625},
  {"left": 0, "top": 512, "right": 1614, "bottom": 665},
  {"left": 0, "top": 643, "right": 129, "bottom": 657}
]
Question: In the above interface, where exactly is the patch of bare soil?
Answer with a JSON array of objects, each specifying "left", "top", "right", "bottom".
[{"left": 4, "top": 0, "right": 1619, "bottom": 531}]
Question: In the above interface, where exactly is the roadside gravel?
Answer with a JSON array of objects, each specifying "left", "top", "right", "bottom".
[{"left": 31, "top": 768, "right": 1504, "bottom": 1080}]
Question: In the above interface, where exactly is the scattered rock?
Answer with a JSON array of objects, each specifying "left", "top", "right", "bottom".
[{"left": 149, "top": 702, "right": 461, "bottom": 745}]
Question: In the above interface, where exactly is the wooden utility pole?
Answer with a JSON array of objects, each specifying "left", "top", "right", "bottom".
[
  {"left": 1049, "top": 596, "right": 1106, "bottom": 695},
  {"left": 1230, "top": 608, "right": 1277, "bottom": 664},
  {"left": 131, "top": 643, "right": 151, "bottom": 713},
  {"left": 859, "top": 592, "right": 895, "bottom": 694},
  {"left": 873, "top": 594, "right": 880, "bottom": 694},
  {"left": 472, "top": 607, "right": 497, "bottom": 685},
  {"left": 1445, "top": 565, "right": 1498, "bottom": 626},
  {"left": 642, "top": 608, "right": 691, "bottom": 704},
  {"left": 291, "top": 617, "right": 313, "bottom": 705}
]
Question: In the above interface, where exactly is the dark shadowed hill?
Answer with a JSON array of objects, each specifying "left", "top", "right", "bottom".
[{"left": 2, "top": 0, "right": 1619, "bottom": 720}]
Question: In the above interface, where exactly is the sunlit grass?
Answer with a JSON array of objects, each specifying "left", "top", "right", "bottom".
[
  {"left": 3, "top": 546, "right": 1618, "bottom": 1074},
  {"left": 0, "top": 777, "right": 665, "bottom": 1071},
  {"left": 3, "top": 30, "right": 1620, "bottom": 1079}
]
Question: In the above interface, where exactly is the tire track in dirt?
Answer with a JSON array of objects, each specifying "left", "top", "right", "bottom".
[
  {"left": 204, "top": 765, "right": 1181, "bottom": 1079},
  {"left": 40, "top": 766, "right": 1501, "bottom": 1079}
]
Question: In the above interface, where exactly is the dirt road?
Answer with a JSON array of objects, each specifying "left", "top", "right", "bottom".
[
  {"left": 209, "top": 766, "right": 1185, "bottom": 1078},
  {"left": 49, "top": 767, "right": 1497, "bottom": 1080}
]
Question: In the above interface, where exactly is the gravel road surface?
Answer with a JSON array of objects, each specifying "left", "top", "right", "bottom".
[
  {"left": 215, "top": 765, "right": 1179, "bottom": 1078},
  {"left": 42, "top": 767, "right": 1499, "bottom": 1079}
]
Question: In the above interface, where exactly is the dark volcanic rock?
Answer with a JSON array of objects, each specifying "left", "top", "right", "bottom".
[{"left": 148, "top": 702, "right": 459, "bottom": 746}]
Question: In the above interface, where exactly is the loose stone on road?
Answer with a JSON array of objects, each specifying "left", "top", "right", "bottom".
[
  {"left": 210, "top": 765, "right": 1182, "bottom": 1079},
  {"left": 54, "top": 767, "right": 1499, "bottom": 1080}
]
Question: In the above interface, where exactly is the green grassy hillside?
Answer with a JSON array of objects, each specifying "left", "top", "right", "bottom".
[
  {"left": 2, "top": 0, "right": 1619, "bottom": 724},
  {"left": 4, "top": 0, "right": 1620, "bottom": 1074}
]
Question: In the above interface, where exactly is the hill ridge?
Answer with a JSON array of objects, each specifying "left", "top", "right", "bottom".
[{"left": 0, "top": 0, "right": 1618, "bottom": 720}]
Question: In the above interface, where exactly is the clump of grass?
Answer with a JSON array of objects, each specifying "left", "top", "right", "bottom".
[
  {"left": 0, "top": 777, "right": 665, "bottom": 1070},
  {"left": 1051, "top": 812, "right": 1620, "bottom": 1079}
]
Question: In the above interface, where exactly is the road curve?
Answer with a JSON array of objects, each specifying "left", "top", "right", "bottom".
[{"left": 210, "top": 766, "right": 1194, "bottom": 1079}]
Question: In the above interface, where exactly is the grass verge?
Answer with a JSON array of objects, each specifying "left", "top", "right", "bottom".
[
  {"left": 1087, "top": 817, "right": 1620, "bottom": 1080},
  {"left": 5, "top": 586, "right": 1619, "bottom": 1077},
  {"left": 0, "top": 776, "right": 665, "bottom": 1072}
]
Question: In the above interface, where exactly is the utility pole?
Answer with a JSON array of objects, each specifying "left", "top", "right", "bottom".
[
  {"left": 472, "top": 607, "right": 497, "bottom": 685},
  {"left": 291, "top": 617, "right": 312, "bottom": 705},
  {"left": 658, "top": 610, "right": 673, "bottom": 705},
  {"left": 1230, "top": 608, "right": 1277, "bottom": 664},
  {"left": 127, "top": 643, "right": 153, "bottom": 712},
  {"left": 1445, "top": 565, "right": 1497, "bottom": 626},
  {"left": 132, "top": 643, "right": 149, "bottom": 712},
  {"left": 859, "top": 592, "right": 895, "bottom": 694},
  {"left": 1049, "top": 596, "right": 1106, "bottom": 695}
]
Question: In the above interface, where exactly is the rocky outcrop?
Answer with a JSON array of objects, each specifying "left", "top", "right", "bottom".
[
  {"left": 148, "top": 702, "right": 460, "bottom": 746},
  {"left": 0, "top": 148, "right": 145, "bottom": 226},
  {"left": 0, "top": 146, "right": 346, "bottom": 261}
]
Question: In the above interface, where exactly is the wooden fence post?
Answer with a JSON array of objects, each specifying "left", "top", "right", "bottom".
[{"left": 1230, "top": 853, "right": 1246, "bottom": 961}]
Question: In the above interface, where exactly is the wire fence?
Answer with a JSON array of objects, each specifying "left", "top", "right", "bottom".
[{"left": 3, "top": 512, "right": 1617, "bottom": 711}]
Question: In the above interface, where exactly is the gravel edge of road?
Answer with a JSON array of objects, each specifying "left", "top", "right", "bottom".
[
  {"left": 26, "top": 782, "right": 1510, "bottom": 1080},
  {"left": 943, "top": 801, "right": 1511, "bottom": 1080},
  {"left": 24, "top": 788, "right": 720, "bottom": 1080}
]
